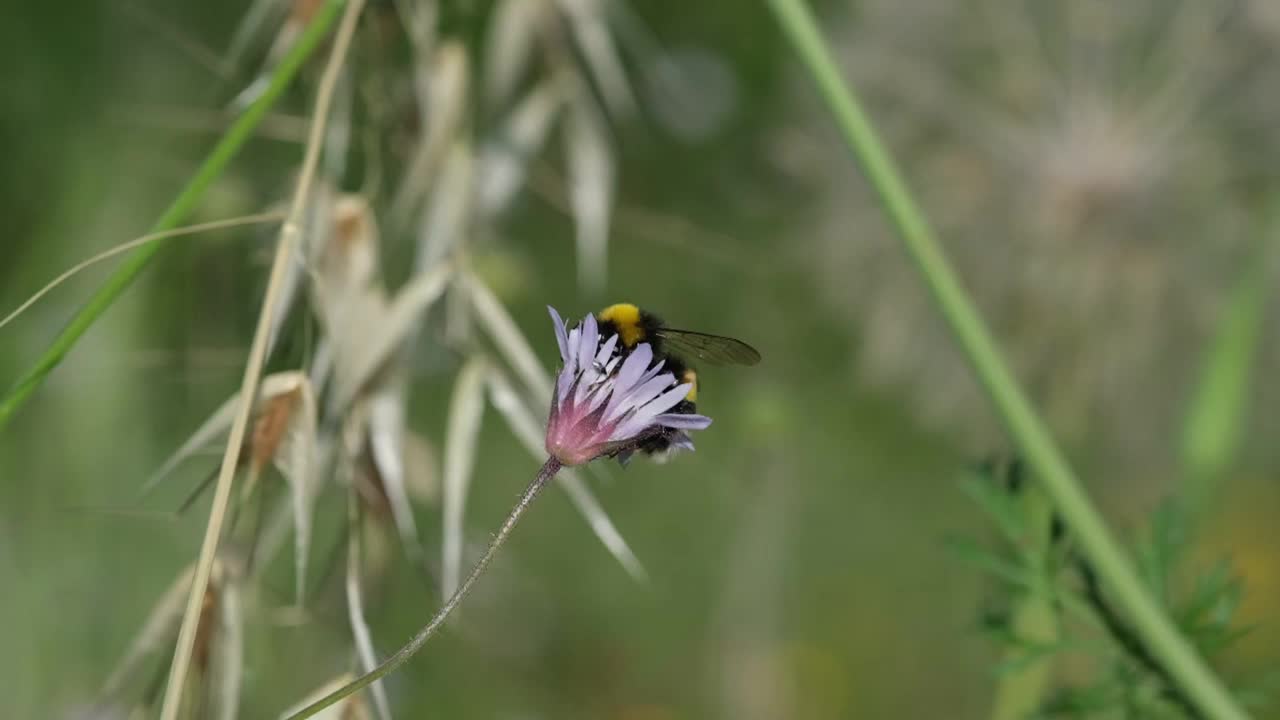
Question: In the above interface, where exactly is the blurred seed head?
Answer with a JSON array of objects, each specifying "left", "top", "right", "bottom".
[
  {"left": 1249, "top": 0, "right": 1280, "bottom": 43},
  {"left": 792, "top": 0, "right": 1276, "bottom": 473},
  {"left": 556, "top": 0, "right": 637, "bottom": 117},
  {"left": 391, "top": 40, "right": 471, "bottom": 228},
  {"left": 642, "top": 45, "right": 738, "bottom": 143},
  {"left": 485, "top": 0, "right": 553, "bottom": 107},
  {"left": 564, "top": 89, "right": 615, "bottom": 294},
  {"left": 306, "top": 193, "right": 450, "bottom": 410}
]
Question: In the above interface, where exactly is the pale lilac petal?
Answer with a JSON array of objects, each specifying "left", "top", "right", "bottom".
[
  {"left": 605, "top": 373, "right": 674, "bottom": 423},
  {"left": 577, "top": 314, "right": 598, "bottom": 372},
  {"left": 639, "top": 382, "right": 695, "bottom": 417},
  {"left": 612, "top": 343, "right": 652, "bottom": 394},
  {"left": 612, "top": 408, "right": 674, "bottom": 440},
  {"left": 609, "top": 416, "right": 650, "bottom": 441},
  {"left": 611, "top": 384, "right": 684, "bottom": 436},
  {"left": 638, "top": 357, "right": 667, "bottom": 384},
  {"left": 548, "top": 306, "right": 569, "bottom": 363},
  {"left": 585, "top": 393, "right": 610, "bottom": 415},
  {"left": 652, "top": 413, "right": 712, "bottom": 430},
  {"left": 575, "top": 361, "right": 604, "bottom": 405},
  {"left": 556, "top": 367, "right": 574, "bottom": 404},
  {"left": 565, "top": 327, "right": 582, "bottom": 372},
  {"left": 583, "top": 380, "right": 613, "bottom": 413},
  {"left": 595, "top": 333, "right": 619, "bottom": 367}
]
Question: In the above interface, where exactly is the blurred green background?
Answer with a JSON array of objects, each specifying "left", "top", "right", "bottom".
[{"left": 2, "top": 1, "right": 1279, "bottom": 718}]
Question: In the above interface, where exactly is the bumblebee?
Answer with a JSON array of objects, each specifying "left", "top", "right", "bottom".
[{"left": 594, "top": 303, "right": 760, "bottom": 463}]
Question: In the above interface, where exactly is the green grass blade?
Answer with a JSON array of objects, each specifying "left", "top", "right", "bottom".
[
  {"left": 764, "top": 1, "right": 1249, "bottom": 718},
  {"left": 0, "top": 0, "right": 345, "bottom": 429},
  {"left": 1180, "top": 205, "right": 1275, "bottom": 512}
]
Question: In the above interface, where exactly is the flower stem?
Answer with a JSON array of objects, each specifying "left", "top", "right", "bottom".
[
  {"left": 0, "top": 0, "right": 344, "bottom": 429},
  {"left": 763, "top": 1, "right": 1249, "bottom": 719},
  {"left": 282, "top": 457, "right": 563, "bottom": 720}
]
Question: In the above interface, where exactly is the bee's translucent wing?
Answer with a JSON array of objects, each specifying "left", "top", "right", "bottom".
[{"left": 655, "top": 329, "right": 761, "bottom": 366}]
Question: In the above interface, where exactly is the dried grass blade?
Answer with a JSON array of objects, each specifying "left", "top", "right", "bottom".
[
  {"left": 367, "top": 382, "right": 430, "bottom": 574},
  {"left": 484, "top": 0, "right": 547, "bottom": 106},
  {"left": 138, "top": 396, "right": 239, "bottom": 501},
  {"left": 415, "top": 142, "right": 474, "bottom": 273},
  {"left": 346, "top": 492, "right": 393, "bottom": 720},
  {"left": 278, "top": 674, "right": 371, "bottom": 720},
  {"left": 225, "top": 0, "right": 289, "bottom": 72},
  {"left": 476, "top": 79, "right": 566, "bottom": 215},
  {"left": 100, "top": 565, "right": 196, "bottom": 700},
  {"left": 463, "top": 272, "right": 553, "bottom": 404},
  {"left": 0, "top": 213, "right": 283, "bottom": 334},
  {"left": 260, "top": 372, "right": 319, "bottom": 606},
  {"left": 158, "top": 2, "right": 368, "bottom": 717},
  {"left": 556, "top": 0, "right": 635, "bottom": 116},
  {"left": 391, "top": 0, "right": 436, "bottom": 60},
  {"left": 0, "top": 2, "right": 341, "bottom": 429},
  {"left": 211, "top": 576, "right": 244, "bottom": 720},
  {"left": 442, "top": 357, "right": 489, "bottom": 598},
  {"left": 333, "top": 265, "right": 451, "bottom": 412},
  {"left": 391, "top": 42, "right": 470, "bottom": 228},
  {"left": 563, "top": 91, "right": 615, "bottom": 294}
]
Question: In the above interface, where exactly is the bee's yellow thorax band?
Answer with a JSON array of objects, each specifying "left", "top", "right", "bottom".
[
  {"left": 682, "top": 369, "right": 698, "bottom": 402},
  {"left": 598, "top": 303, "right": 645, "bottom": 347}
]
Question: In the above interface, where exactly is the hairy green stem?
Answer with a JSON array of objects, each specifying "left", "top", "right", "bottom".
[
  {"left": 284, "top": 457, "right": 563, "bottom": 720},
  {"left": 0, "top": 1, "right": 345, "bottom": 429},
  {"left": 764, "top": 1, "right": 1248, "bottom": 718}
]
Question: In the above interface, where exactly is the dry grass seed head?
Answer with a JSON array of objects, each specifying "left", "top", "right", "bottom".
[
  {"left": 306, "top": 194, "right": 451, "bottom": 411},
  {"left": 365, "top": 382, "right": 433, "bottom": 570},
  {"left": 98, "top": 560, "right": 241, "bottom": 712},
  {"left": 416, "top": 141, "right": 475, "bottom": 274},
  {"left": 554, "top": 0, "right": 636, "bottom": 116},
  {"left": 344, "top": 487, "right": 393, "bottom": 720},
  {"left": 476, "top": 78, "right": 568, "bottom": 216},
  {"left": 800, "top": 0, "right": 1268, "bottom": 473},
  {"left": 255, "top": 372, "right": 319, "bottom": 606},
  {"left": 564, "top": 86, "right": 615, "bottom": 295},
  {"left": 391, "top": 40, "right": 471, "bottom": 228},
  {"left": 442, "top": 356, "right": 489, "bottom": 598},
  {"left": 485, "top": 0, "right": 554, "bottom": 107}
]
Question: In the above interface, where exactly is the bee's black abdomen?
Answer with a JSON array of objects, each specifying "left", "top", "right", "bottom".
[{"left": 631, "top": 398, "right": 696, "bottom": 459}]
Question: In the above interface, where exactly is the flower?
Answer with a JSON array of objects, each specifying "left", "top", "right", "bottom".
[{"left": 544, "top": 307, "right": 711, "bottom": 466}]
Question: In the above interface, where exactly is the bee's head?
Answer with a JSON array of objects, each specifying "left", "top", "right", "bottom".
[{"left": 597, "top": 303, "right": 646, "bottom": 347}]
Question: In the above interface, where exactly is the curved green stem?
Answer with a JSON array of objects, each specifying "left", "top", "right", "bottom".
[
  {"left": 0, "top": 0, "right": 345, "bottom": 429},
  {"left": 764, "top": 1, "right": 1248, "bottom": 718},
  {"left": 283, "top": 457, "right": 563, "bottom": 720}
]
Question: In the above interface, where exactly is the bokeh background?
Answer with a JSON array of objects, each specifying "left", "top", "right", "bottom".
[{"left": 2, "top": 0, "right": 1279, "bottom": 718}]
